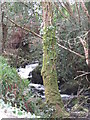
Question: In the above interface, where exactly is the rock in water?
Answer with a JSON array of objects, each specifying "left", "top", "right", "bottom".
[{"left": 31, "top": 65, "right": 43, "bottom": 84}]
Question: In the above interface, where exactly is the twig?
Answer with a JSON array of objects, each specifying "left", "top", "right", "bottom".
[
  {"left": 5, "top": 16, "right": 42, "bottom": 39},
  {"left": 77, "top": 71, "right": 86, "bottom": 73},
  {"left": 64, "top": 95, "right": 76, "bottom": 108},
  {"left": 72, "top": 101, "right": 85, "bottom": 112},
  {"left": 74, "top": 72, "right": 90, "bottom": 80},
  {"left": 77, "top": 88, "right": 84, "bottom": 96}
]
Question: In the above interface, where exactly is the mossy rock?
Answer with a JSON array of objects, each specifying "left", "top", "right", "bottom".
[{"left": 60, "top": 80, "right": 79, "bottom": 95}]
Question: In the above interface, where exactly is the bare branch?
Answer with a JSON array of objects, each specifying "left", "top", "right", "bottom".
[
  {"left": 74, "top": 72, "right": 90, "bottom": 80},
  {"left": 75, "top": 1, "right": 81, "bottom": 24},
  {"left": 63, "top": 2, "right": 74, "bottom": 18},
  {"left": 5, "top": 16, "right": 42, "bottom": 39},
  {"left": 57, "top": 42, "right": 85, "bottom": 58},
  {"left": 54, "top": 2, "right": 67, "bottom": 19}
]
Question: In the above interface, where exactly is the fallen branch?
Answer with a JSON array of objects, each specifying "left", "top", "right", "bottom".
[{"left": 5, "top": 16, "right": 42, "bottom": 39}]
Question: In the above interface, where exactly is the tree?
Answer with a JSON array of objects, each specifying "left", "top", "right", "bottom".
[
  {"left": 41, "top": 2, "right": 68, "bottom": 117},
  {"left": 86, "top": 2, "right": 90, "bottom": 68},
  {"left": 85, "top": 2, "right": 90, "bottom": 81},
  {"left": 0, "top": 2, "right": 2, "bottom": 54},
  {"left": 80, "top": 1, "right": 90, "bottom": 68}
]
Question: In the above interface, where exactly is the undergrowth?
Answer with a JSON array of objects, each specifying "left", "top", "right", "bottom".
[{"left": 0, "top": 55, "right": 35, "bottom": 113}]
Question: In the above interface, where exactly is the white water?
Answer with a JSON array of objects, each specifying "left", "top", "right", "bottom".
[
  {"left": 17, "top": 64, "right": 71, "bottom": 100},
  {"left": 17, "top": 63, "right": 39, "bottom": 79},
  {"left": 0, "top": 63, "right": 72, "bottom": 119},
  {"left": 29, "top": 83, "right": 71, "bottom": 100}
]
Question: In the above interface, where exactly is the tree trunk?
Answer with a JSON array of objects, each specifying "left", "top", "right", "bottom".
[
  {"left": 0, "top": 3, "right": 2, "bottom": 54},
  {"left": 80, "top": 1, "right": 90, "bottom": 68},
  {"left": 86, "top": 2, "right": 90, "bottom": 81},
  {"left": 41, "top": 2, "right": 69, "bottom": 117},
  {"left": 1, "top": 11, "right": 7, "bottom": 53}
]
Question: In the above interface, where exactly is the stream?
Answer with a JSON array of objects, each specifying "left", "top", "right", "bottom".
[
  {"left": 17, "top": 63, "right": 72, "bottom": 101},
  {"left": 0, "top": 63, "right": 89, "bottom": 119},
  {"left": 17, "top": 63, "right": 90, "bottom": 118}
]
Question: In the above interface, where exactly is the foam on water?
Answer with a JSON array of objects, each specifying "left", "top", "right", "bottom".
[{"left": 17, "top": 63, "right": 39, "bottom": 79}]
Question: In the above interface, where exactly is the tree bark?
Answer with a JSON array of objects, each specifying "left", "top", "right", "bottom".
[
  {"left": 87, "top": 3, "right": 90, "bottom": 68},
  {"left": 0, "top": 3, "right": 2, "bottom": 54},
  {"left": 85, "top": 2, "right": 90, "bottom": 81},
  {"left": 41, "top": 2, "right": 69, "bottom": 117},
  {"left": 1, "top": 11, "right": 7, "bottom": 53}
]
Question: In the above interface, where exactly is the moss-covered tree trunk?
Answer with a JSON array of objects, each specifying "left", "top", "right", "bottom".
[{"left": 41, "top": 2, "right": 68, "bottom": 117}]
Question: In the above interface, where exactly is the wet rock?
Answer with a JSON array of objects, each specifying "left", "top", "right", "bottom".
[
  {"left": 29, "top": 83, "right": 72, "bottom": 101},
  {"left": 31, "top": 66, "right": 43, "bottom": 85},
  {"left": 30, "top": 66, "right": 79, "bottom": 95},
  {"left": 17, "top": 63, "right": 80, "bottom": 95},
  {"left": 17, "top": 63, "right": 39, "bottom": 79}
]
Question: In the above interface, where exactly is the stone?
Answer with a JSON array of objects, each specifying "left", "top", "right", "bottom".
[{"left": 31, "top": 66, "right": 43, "bottom": 85}]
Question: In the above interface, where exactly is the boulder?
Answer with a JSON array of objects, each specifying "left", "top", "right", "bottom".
[
  {"left": 31, "top": 66, "right": 43, "bottom": 85},
  {"left": 30, "top": 66, "right": 79, "bottom": 95},
  {"left": 60, "top": 81, "right": 79, "bottom": 95}
]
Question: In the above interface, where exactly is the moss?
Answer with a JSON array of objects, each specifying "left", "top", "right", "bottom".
[
  {"left": 41, "top": 26, "right": 69, "bottom": 117},
  {"left": 42, "top": 26, "right": 57, "bottom": 74}
]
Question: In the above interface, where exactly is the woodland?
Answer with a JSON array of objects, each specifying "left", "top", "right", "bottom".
[{"left": 0, "top": 1, "right": 90, "bottom": 119}]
